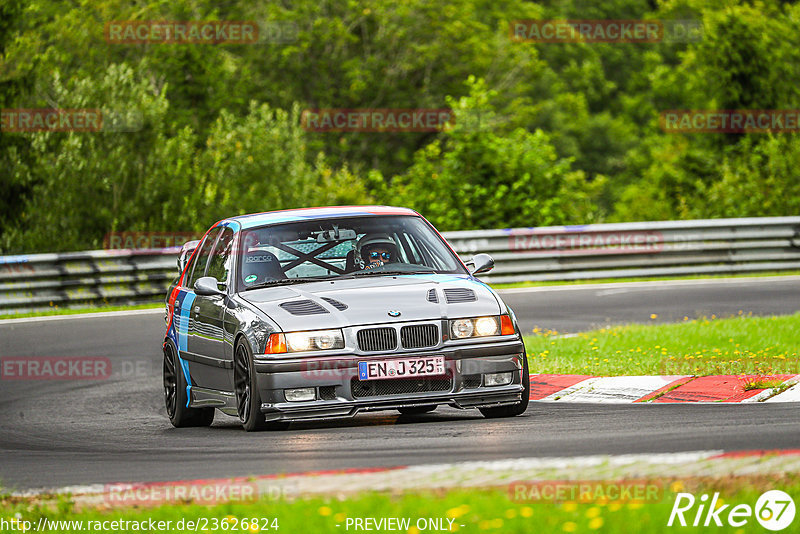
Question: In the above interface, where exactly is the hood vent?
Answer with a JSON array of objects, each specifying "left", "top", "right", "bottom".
[
  {"left": 426, "top": 289, "right": 438, "bottom": 303},
  {"left": 443, "top": 288, "right": 477, "bottom": 303},
  {"left": 321, "top": 297, "right": 348, "bottom": 311},
  {"left": 279, "top": 299, "right": 330, "bottom": 316}
]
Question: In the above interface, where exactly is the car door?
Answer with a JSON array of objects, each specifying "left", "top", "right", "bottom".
[
  {"left": 188, "top": 226, "right": 235, "bottom": 391},
  {"left": 180, "top": 227, "right": 220, "bottom": 384}
]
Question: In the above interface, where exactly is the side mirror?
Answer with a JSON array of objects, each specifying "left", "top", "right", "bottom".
[
  {"left": 468, "top": 253, "right": 494, "bottom": 275},
  {"left": 177, "top": 240, "right": 200, "bottom": 274},
  {"left": 194, "top": 276, "right": 225, "bottom": 297}
]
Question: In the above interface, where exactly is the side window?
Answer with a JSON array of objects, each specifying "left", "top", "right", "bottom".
[
  {"left": 181, "top": 248, "right": 197, "bottom": 285},
  {"left": 206, "top": 228, "right": 235, "bottom": 287},
  {"left": 187, "top": 227, "right": 222, "bottom": 289}
]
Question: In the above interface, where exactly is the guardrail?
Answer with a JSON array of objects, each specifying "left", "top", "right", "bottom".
[
  {"left": 1, "top": 217, "right": 799, "bottom": 314},
  {"left": 447, "top": 216, "right": 800, "bottom": 284},
  {"left": 0, "top": 249, "right": 177, "bottom": 315}
]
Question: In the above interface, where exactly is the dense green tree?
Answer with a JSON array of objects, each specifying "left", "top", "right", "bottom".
[
  {"left": 387, "top": 79, "right": 603, "bottom": 230},
  {"left": 1, "top": 0, "right": 799, "bottom": 253},
  {"left": 1, "top": 65, "right": 371, "bottom": 252},
  {"left": 611, "top": 1, "right": 800, "bottom": 221},
  {"left": 0, "top": 0, "right": 34, "bottom": 250}
]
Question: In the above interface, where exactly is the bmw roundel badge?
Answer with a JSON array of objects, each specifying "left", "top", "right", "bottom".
[{"left": 388, "top": 310, "right": 401, "bottom": 317}]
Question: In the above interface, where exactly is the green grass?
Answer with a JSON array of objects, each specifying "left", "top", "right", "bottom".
[
  {"left": 491, "top": 270, "right": 800, "bottom": 290},
  {"left": 742, "top": 378, "right": 790, "bottom": 391},
  {"left": 0, "top": 303, "right": 161, "bottom": 320},
  {"left": 524, "top": 312, "right": 800, "bottom": 376},
  {"left": 2, "top": 474, "right": 798, "bottom": 533}
]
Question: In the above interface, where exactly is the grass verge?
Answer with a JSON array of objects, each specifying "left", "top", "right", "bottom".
[
  {"left": 2, "top": 474, "right": 798, "bottom": 533},
  {"left": 524, "top": 312, "right": 800, "bottom": 376},
  {"left": 0, "top": 303, "right": 161, "bottom": 320}
]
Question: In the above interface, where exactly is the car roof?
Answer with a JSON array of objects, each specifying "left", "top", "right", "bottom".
[{"left": 225, "top": 205, "right": 420, "bottom": 230}]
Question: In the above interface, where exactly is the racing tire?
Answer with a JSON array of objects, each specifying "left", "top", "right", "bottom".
[
  {"left": 398, "top": 405, "right": 437, "bottom": 415},
  {"left": 163, "top": 340, "right": 215, "bottom": 427},
  {"left": 234, "top": 339, "right": 289, "bottom": 432},
  {"left": 479, "top": 355, "right": 530, "bottom": 419}
]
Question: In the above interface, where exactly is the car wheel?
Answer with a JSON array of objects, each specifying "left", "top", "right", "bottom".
[
  {"left": 479, "top": 355, "right": 530, "bottom": 419},
  {"left": 398, "top": 405, "right": 437, "bottom": 415},
  {"left": 234, "top": 339, "right": 289, "bottom": 432},
  {"left": 163, "top": 340, "right": 214, "bottom": 427}
]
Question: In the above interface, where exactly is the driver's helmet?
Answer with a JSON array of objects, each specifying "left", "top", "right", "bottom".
[{"left": 356, "top": 233, "right": 399, "bottom": 269}]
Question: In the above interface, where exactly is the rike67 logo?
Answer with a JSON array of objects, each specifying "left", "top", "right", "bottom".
[{"left": 668, "top": 490, "right": 795, "bottom": 531}]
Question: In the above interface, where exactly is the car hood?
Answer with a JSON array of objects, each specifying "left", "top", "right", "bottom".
[{"left": 239, "top": 274, "right": 502, "bottom": 331}]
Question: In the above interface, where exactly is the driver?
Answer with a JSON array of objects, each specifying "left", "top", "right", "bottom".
[{"left": 356, "top": 234, "right": 399, "bottom": 270}]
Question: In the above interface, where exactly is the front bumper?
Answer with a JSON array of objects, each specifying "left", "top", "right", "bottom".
[{"left": 253, "top": 339, "right": 525, "bottom": 422}]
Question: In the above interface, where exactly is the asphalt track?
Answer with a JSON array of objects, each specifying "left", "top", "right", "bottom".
[{"left": 1, "top": 276, "right": 798, "bottom": 491}]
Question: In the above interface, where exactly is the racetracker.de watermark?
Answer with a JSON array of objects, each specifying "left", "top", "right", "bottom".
[
  {"left": 103, "top": 231, "right": 202, "bottom": 250},
  {"left": 510, "top": 19, "right": 702, "bottom": 43},
  {"left": 507, "top": 230, "right": 664, "bottom": 255},
  {"left": 298, "top": 358, "right": 498, "bottom": 382},
  {"left": 103, "top": 479, "right": 287, "bottom": 507},
  {"left": 300, "top": 360, "right": 348, "bottom": 381},
  {"left": 104, "top": 21, "right": 298, "bottom": 44},
  {"left": 301, "top": 108, "right": 455, "bottom": 132},
  {"left": 509, "top": 480, "right": 663, "bottom": 503},
  {"left": 0, "top": 109, "right": 143, "bottom": 132},
  {"left": 0, "top": 357, "right": 155, "bottom": 380},
  {"left": 660, "top": 110, "right": 800, "bottom": 133}
]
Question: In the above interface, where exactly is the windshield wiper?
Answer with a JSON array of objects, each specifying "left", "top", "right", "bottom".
[
  {"left": 347, "top": 268, "right": 436, "bottom": 278},
  {"left": 242, "top": 276, "right": 336, "bottom": 291}
]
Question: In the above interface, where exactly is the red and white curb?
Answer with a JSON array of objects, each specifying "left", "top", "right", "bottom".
[
  {"left": 529, "top": 374, "right": 800, "bottom": 403},
  {"left": 17, "top": 449, "right": 800, "bottom": 510}
]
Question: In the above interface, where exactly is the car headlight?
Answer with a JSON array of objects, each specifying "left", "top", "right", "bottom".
[
  {"left": 449, "top": 315, "right": 515, "bottom": 339},
  {"left": 475, "top": 316, "right": 499, "bottom": 336},
  {"left": 266, "top": 329, "right": 344, "bottom": 354},
  {"left": 451, "top": 318, "right": 475, "bottom": 338}
]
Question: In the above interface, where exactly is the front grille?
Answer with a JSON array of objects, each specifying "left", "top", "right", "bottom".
[
  {"left": 319, "top": 386, "right": 337, "bottom": 400},
  {"left": 400, "top": 324, "right": 439, "bottom": 349},
  {"left": 351, "top": 373, "right": 453, "bottom": 399},
  {"left": 357, "top": 327, "right": 398, "bottom": 352},
  {"left": 444, "top": 288, "right": 477, "bottom": 303},
  {"left": 463, "top": 375, "right": 482, "bottom": 388},
  {"left": 279, "top": 299, "right": 329, "bottom": 316}
]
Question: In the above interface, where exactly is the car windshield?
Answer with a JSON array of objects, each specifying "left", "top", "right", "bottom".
[{"left": 237, "top": 215, "right": 466, "bottom": 289}]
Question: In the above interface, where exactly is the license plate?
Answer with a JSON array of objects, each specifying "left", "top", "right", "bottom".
[{"left": 358, "top": 356, "right": 445, "bottom": 381}]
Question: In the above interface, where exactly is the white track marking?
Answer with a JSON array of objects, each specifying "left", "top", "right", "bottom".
[
  {"left": 533, "top": 375, "right": 800, "bottom": 404},
  {"left": 765, "top": 382, "right": 800, "bottom": 403},
  {"left": 546, "top": 375, "right": 690, "bottom": 403},
  {"left": 540, "top": 377, "right": 602, "bottom": 401}
]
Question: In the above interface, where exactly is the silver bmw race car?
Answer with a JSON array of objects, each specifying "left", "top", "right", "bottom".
[{"left": 163, "top": 206, "right": 529, "bottom": 431}]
